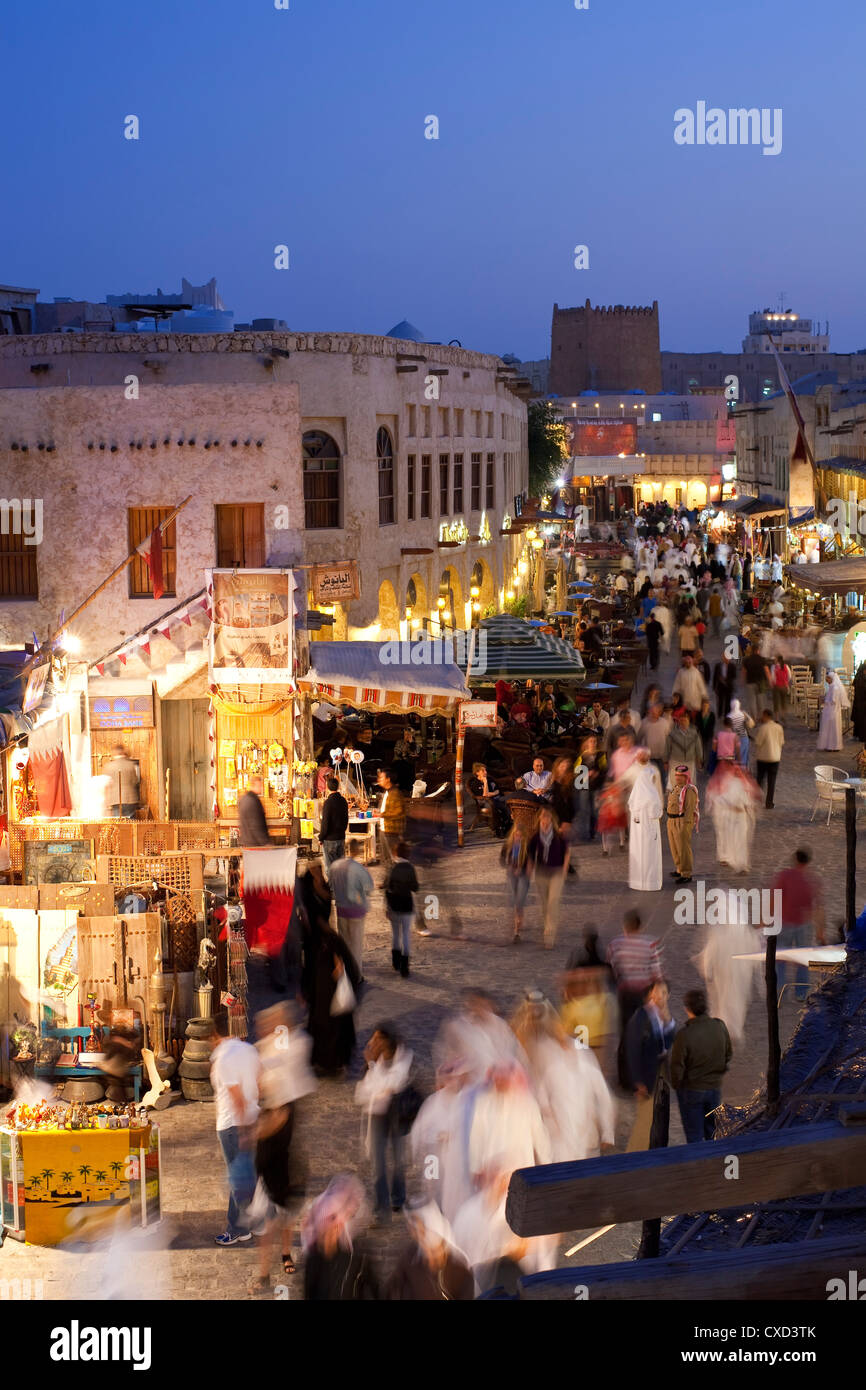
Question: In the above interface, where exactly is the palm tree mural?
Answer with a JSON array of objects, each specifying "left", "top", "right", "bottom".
[
  {"left": 78, "top": 1164, "right": 92, "bottom": 1186},
  {"left": 109, "top": 1160, "right": 123, "bottom": 1181},
  {"left": 60, "top": 1171, "right": 73, "bottom": 1185},
  {"left": 29, "top": 1175, "right": 43, "bottom": 1193},
  {"left": 94, "top": 1170, "right": 107, "bottom": 1183},
  {"left": 42, "top": 1168, "right": 55, "bottom": 1192}
]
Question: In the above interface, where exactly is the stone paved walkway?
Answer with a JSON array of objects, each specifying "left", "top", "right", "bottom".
[{"left": 3, "top": 628, "right": 860, "bottom": 1298}]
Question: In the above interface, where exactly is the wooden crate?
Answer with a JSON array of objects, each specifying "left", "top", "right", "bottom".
[
  {"left": 176, "top": 822, "right": 220, "bottom": 851},
  {"left": 95, "top": 854, "right": 204, "bottom": 892}
]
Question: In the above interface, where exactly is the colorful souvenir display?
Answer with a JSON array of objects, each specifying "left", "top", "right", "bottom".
[{"left": 4, "top": 1100, "right": 143, "bottom": 1132}]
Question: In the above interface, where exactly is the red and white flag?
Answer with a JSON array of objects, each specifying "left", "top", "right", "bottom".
[{"left": 136, "top": 526, "right": 165, "bottom": 600}]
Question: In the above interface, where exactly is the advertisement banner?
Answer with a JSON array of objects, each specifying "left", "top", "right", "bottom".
[
  {"left": 23, "top": 664, "right": 49, "bottom": 715},
  {"left": 311, "top": 562, "right": 360, "bottom": 605},
  {"left": 209, "top": 569, "right": 293, "bottom": 686},
  {"left": 567, "top": 419, "right": 638, "bottom": 457}
]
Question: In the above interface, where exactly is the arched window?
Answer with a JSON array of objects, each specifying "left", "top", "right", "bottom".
[
  {"left": 377, "top": 427, "right": 395, "bottom": 525},
  {"left": 303, "top": 431, "right": 341, "bottom": 529}
]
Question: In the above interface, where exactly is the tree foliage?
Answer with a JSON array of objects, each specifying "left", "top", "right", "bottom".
[{"left": 527, "top": 401, "right": 570, "bottom": 498}]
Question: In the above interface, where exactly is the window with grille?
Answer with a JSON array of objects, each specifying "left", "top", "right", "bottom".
[
  {"left": 215, "top": 503, "right": 266, "bottom": 568},
  {"left": 407, "top": 454, "right": 416, "bottom": 521},
  {"left": 453, "top": 454, "right": 464, "bottom": 512},
  {"left": 439, "top": 454, "right": 449, "bottom": 515},
  {"left": 470, "top": 453, "right": 482, "bottom": 511},
  {"left": 0, "top": 518, "right": 38, "bottom": 599},
  {"left": 377, "top": 426, "right": 395, "bottom": 525},
  {"left": 486, "top": 453, "right": 495, "bottom": 509},
  {"left": 420, "top": 455, "right": 431, "bottom": 518},
  {"left": 128, "top": 507, "right": 177, "bottom": 597},
  {"left": 303, "top": 431, "right": 341, "bottom": 529}
]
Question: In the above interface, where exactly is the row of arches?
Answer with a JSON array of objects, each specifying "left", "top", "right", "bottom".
[{"left": 378, "top": 558, "right": 497, "bottom": 636}]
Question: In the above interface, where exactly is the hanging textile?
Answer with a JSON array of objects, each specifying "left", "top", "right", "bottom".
[{"left": 28, "top": 718, "right": 72, "bottom": 817}]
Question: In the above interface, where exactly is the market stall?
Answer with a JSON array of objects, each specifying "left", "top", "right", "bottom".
[
  {"left": 297, "top": 639, "right": 470, "bottom": 853},
  {"left": 0, "top": 1106, "right": 160, "bottom": 1247}
]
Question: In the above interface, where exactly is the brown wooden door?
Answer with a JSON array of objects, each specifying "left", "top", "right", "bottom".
[
  {"left": 215, "top": 504, "right": 265, "bottom": 568},
  {"left": 160, "top": 699, "right": 211, "bottom": 821}
]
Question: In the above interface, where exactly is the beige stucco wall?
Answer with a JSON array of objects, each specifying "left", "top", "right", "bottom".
[
  {"left": 0, "top": 380, "right": 303, "bottom": 657},
  {"left": 0, "top": 331, "right": 529, "bottom": 657}
]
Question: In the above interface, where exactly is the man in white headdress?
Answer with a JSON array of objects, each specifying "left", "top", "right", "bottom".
[
  {"left": 817, "top": 670, "right": 849, "bottom": 751},
  {"left": 705, "top": 762, "right": 760, "bottom": 873},
  {"left": 627, "top": 750, "right": 664, "bottom": 891}
]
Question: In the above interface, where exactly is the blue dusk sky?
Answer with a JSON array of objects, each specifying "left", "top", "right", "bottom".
[{"left": 2, "top": 0, "right": 863, "bottom": 359}]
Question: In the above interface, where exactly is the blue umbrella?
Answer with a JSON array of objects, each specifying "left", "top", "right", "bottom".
[{"left": 583, "top": 681, "right": 618, "bottom": 691}]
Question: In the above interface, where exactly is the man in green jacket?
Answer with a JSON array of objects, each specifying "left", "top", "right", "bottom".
[{"left": 670, "top": 989, "right": 732, "bottom": 1142}]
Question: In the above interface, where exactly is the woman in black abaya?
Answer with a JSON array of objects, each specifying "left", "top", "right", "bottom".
[{"left": 296, "top": 863, "right": 362, "bottom": 1075}]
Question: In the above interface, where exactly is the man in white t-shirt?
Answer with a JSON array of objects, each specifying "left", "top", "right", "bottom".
[{"left": 210, "top": 1012, "right": 262, "bottom": 1246}]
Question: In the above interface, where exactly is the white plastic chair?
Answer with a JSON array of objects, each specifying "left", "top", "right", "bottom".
[{"left": 810, "top": 765, "right": 850, "bottom": 825}]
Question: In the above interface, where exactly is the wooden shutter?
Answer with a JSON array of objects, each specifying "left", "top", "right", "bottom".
[
  {"left": 128, "top": 507, "right": 176, "bottom": 597},
  {"left": 216, "top": 505, "right": 265, "bottom": 567}
]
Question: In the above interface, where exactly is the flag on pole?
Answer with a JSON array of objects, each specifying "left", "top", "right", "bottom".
[{"left": 136, "top": 526, "right": 165, "bottom": 600}]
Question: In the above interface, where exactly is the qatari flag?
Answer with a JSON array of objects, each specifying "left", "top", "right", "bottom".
[{"left": 136, "top": 526, "right": 165, "bottom": 600}]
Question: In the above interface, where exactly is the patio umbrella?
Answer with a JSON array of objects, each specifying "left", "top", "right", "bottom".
[
  {"left": 555, "top": 556, "right": 567, "bottom": 612},
  {"left": 582, "top": 681, "right": 618, "bottom": 691}
]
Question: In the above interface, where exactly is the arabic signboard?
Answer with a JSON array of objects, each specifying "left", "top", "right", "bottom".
[
  {"left": 567, "top": 419, "right": 638, "bottom": 458},
  {"left": 89, "top": 695, "right": 154, "bottom": 730},
  {"left": 311, "top": 562, "right": 360, "bottom": 605},
  {"left": 208, "top": 569, "right": 293, "bottom": 686},
  {"left": 459, "top": 701, "right": 498, "bottom": 728}
]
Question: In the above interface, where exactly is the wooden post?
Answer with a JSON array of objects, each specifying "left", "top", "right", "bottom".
[
  {"left": 455, "top": 628, "right": 478, "bottom": 848},
  {"left": 765, "top": 933, "right": 781, "bottom": 1117},
  {"left": 846, "top": 783, "right": 857, "bottom": 938}
]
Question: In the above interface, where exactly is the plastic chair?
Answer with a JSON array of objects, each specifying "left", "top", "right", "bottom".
[{"left": 810, "top": 765, "right": 850, "bottom": 825}]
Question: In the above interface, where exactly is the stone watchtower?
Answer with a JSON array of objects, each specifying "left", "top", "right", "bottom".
[{"left": 549, "top": 299, "right": 662, "bottom": 396}]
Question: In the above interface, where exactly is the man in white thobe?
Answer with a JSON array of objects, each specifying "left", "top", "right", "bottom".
[
  {"left": 671, "top": 654, "right": 709, "bottom": 713},
  {"left": 817, "top": 671, "right": 849, "bottom": 752},
  {"left": 627, "top": 751, "right": 664, "bottom": 891},
  {"left": 410, "top": 1061, "right": 477, "bottom": 1226}
]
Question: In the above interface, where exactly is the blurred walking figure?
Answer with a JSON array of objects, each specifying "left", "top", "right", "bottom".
[
  {"left": 527, "top": 808, "right": 570, "bottom": 949},
  {"left": 771, "top": 849, "right": 826, "bottom": 1001},
  {"left": 355, "top": 1022, "right": 414, "bottom": 1221},
  {"left": 670, "top": 988, "right": 732, "bottom": 1143},
  {"left": 301, "top": 1175, "right": 379, "bottom": 1300},
  {"left": 383, "top": 841, "right": 419, "bottom": 978},
  {"left": 695, "top": 894, "right": 761, "bottom": 1045},
  {"left": 434, "top": 987, "right": 525, "bottom": 1085},
  {"left": 560, "top": 928, "right": 617, "bottom": 1069},
  {"left": 607, "top": 911, "right": 663, "bottom": 1090},
  {"left": 328, "top": 840, "right": 374, "bottom": 979},
  {"left": 376, "top": 767, "right": 406, "bottom": 863},
  {"left": 210, "top": 1012, "right": 261, "bottom": 1247},
  {"left": 500, "top": 823, "right": 533, "bottom": 943},
  {"left": 410, "top": 1059, "right": 476, "bottom": 1225},
  {"left": 468, "top": 1060, "right": 551, "bottom": 1186},
  {"left": 511, "top": 989, "right": 615, "bottom": 1162},
  {"left": 238, "top": 774, "right": 272, "bottom": 847},
  {"left": 452, "top": 1169, "right": 530, "bottom": 1295},
  {"left": 385, "top": 1203, "right": 475, "bottom": 1300},
  {"left": 705, "top": 762, "right": 760, "bottom": 873},
  {"left": 769, "top": 658, "right": 792, "bottom": 721},
  {"left": 247, "top": 1002, "right": 316, "bottom": 1293},
  {"left": 102, "top": 744, "right": 140, "bottom": 820},
  {"left": 625, "top": 979, "right": 676, "bottom": 1151},
  {"left": 728, "top": 698, "right": 754, "bottom": 765},
  {"left": 298, "top": 864, "right": 362, "bottom": 1075}
]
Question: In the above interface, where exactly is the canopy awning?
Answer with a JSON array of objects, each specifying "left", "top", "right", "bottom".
[
  {"left": 784, "top": 558, "right": 866, "bottom": 596},
  {"left": 466, "top": 616, "right": 585, "bottom": 684},
  {"left": 789, "top": 507, "right": 816, "bottom": 527},
  {"left": 298, "top": 640, "right": 469, "bottom": 713}
]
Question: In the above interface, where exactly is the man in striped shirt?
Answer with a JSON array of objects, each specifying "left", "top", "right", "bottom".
[{"left": 607, "top": 910, "right": 663, "bottom": 1089}]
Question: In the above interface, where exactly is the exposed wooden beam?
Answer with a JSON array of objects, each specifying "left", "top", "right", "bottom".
[
  {"left": 515, "top": 1233, "right": 866, "bottom": 1301},
  {"left": 506, "top": 1122, "right": 866, "bottom": 1236}
]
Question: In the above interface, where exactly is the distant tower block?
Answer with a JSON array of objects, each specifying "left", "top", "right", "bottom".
[{"left": 550, "top": 299, "right": 661, "bottom": 396}]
